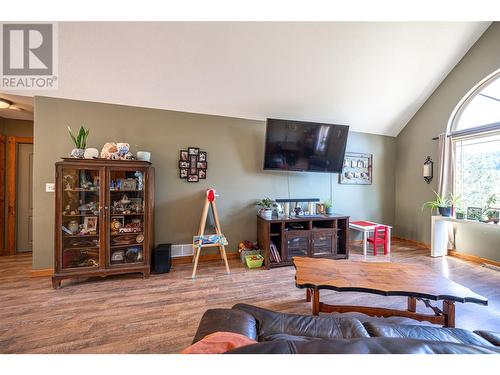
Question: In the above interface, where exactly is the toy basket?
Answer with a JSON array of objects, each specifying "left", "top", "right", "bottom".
[
  {"left": 245, "top": 254, "right": 264, "bottom": 268},
  {"left": 240, "top": 249, "right": 261, "bottom": 263}
]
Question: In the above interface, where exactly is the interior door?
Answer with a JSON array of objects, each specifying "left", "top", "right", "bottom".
[{"left": 16, "top": 143, "right": 33, "bottom": 252}]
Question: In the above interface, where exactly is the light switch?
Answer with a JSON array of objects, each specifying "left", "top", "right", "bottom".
[{"left": 45, "top": 183, "right": 55, "bottom": 192}]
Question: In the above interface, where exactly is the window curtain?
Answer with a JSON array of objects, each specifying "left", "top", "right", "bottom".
[
  {"left": 437, "top": 133, "right": 456, "bottom": 249},
  {"left": 437, "top": 133, "right": 455, "bottom": 197}
]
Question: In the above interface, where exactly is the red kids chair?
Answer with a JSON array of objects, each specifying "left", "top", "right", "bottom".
[{"left": 366, "top": 225, "right": 388, "bottom": 256}]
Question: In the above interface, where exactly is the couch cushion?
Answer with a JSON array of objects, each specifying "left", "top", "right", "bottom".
[
  {"left": 192, "top": 308, "right": 258, "bottom": 344},
  {"left": 182, "top": 332, "right": 257, "bottom": 354},
  {"left": 226, "top": 337, "right": 500, "bottom": 354},
  {"left": 233, "top": 303, "right": 370, "bottom": 340},
  {"left": 330, "top": 311, "right": 437, "bottom": 326},
  {"left": 474, "top": 330, "right": 500, "bottom": 346},
  {"left": 364, "top": 322, "right": 494, "bottom": 347}
]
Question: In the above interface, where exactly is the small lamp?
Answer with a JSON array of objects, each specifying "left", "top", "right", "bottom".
[{"left": 423, "top": 156, "right": 433, "bottom": 184}]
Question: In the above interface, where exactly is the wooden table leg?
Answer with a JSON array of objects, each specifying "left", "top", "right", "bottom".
[
  {"left": 407, "top": 296, "right": 416, "bottom": 312},
  {"left": 443, "top": 300, "right": 455, "bottom": 328},
  {"left": 306, "top": 288, "right": 311, "bottom": 302},
  {"left": 312, "top": 288, "right": 320, "bottom": 316}
]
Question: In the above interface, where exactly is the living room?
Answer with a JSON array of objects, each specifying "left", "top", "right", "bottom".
[{"left": 1, "top": 0, "right": 500, "bottom": 371}]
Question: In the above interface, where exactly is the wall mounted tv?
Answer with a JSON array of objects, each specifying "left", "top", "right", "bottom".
[{"left": 263, "top": 118, "right": 349, "bottom": 173}]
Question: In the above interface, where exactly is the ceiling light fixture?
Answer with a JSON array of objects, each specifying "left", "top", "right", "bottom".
[{"left": 0, "top": 98, "right": 13, "bottom": 109}]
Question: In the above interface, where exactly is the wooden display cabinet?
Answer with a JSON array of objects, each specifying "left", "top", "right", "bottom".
[
  {"left": 52, "top": 158, "right": 154, "bottom": 288},
  {"left": 257, "top": 214, "right": 349, "bottom": 269}
]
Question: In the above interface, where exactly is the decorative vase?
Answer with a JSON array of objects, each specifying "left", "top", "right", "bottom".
[
  {"left": 137, "top": 151, "right": 151, "bottom": 161},
  {"left": 261, "top": 209, "right": 273, "bottom": 219},
  {"left": 438, "top": 206, "right": 452, "bottom": 217},
  {"left": 70, "top": 148, "right": 85, "bottom": 158},
  {"left": 84, "top": 148, "right": 99, "bottom": 159},
  {"left": 326, "top": 207, "right": 334, "bottom": 215}
]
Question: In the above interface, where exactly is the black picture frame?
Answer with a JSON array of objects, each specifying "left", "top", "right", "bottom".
[
  {"left": 187, "top": 174, "right": 199, "bottom": 182},
  {"left": 196, "top": 161, "right": 207, "bottom": 169},
  {"left": 179, "top": 160, "right": 190, "bottom": 169},
  {"left": 188, "top": 147, "right": 199, "bottom": 156},
  {"left": 199, "top": 151, "right": 207, "bottom": 161},
  {"left": 180, "top": 150, "right": 189, "bottom": 161},
  {"left": 180, "top": 169, "right": 188, "bottom": 178},
  {"left": 198, "top": 169, "right": 206, "bottom": 179}
]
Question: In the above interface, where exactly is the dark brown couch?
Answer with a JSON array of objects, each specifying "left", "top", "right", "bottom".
[{"left": 192, "top": 304, "right": 500, "bottom": 354}]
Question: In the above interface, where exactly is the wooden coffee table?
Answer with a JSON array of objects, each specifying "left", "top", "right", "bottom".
[{"left": 293, "top": 257, "right": 488, "bottom": 327}]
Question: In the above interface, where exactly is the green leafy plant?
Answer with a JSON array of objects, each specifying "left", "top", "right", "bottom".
[
  {"left": 323, "top": 199, "right": 333, "bottom": 209},
  {"left": 422, "top": 191, "right": 460, "bottom": 212},
  {"left": 67, "top": 126, "right": 90, "bottom": 149},
  {"left": 256, "top": 197, "right": 275, "bottom": 210},
  {"left": 483, "top": 194, "right": 497, "bottom": 219}
]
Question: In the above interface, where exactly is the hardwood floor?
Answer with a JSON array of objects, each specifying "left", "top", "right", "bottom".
[{"left": 0, "top": 239, "right": 499, "bottom": 353}]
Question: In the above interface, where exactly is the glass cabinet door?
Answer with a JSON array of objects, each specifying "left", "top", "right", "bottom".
[
  {"left": 108, "top": 168, "right": 146, "bottom": 266},
  {"left": 60, "top": 167, "right": 102, "bottom": 269}
]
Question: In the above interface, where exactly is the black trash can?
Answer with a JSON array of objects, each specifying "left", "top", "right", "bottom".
[{"left": 151, "top": 244, "right": 171, "bottom": 273}]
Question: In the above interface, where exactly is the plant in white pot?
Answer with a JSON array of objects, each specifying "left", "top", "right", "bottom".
[
  {"left": 257, "top": 197, "right": 276, "bottom": 219},
  {"left": 68, "top": 125, "right": 90, "bottom": 158}
]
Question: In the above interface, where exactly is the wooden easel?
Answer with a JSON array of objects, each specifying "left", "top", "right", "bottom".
[{"left": 192, "top": 189, "right": 230, "bottom": 278}]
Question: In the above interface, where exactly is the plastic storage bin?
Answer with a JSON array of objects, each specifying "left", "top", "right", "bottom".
[{"left": 245, "top": 254, "right": 264, "bottom": 268}]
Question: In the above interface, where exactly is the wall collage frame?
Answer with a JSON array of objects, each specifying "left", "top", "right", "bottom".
[{"left": 179, "top": 147, "right": 207, "bottom": 182}]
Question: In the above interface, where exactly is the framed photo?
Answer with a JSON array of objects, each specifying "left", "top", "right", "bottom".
[
  {"left": 180, "top": 168, "right": 188, "bottom": 178},
  {"left": 190, "top": 167, "right": 197, "bottom": 175},
  {"left": 340, "top": 152, "right": 373, "bottom": 185},
  {"left": 198, "top": 169, "right": 206, "bottom": 179},
  {"left": 120, "top": 178, "right": 137, "bottom": 191},
  {"left": 199, "top": 151, "right": 207, "bottom": 162},
  {"left": 179, "top": 160, "right": 190, "bottom": 168},
  {"left": 188, "top": 147, "right": 199, "bottom": 156},
  {"left": 467, "top": 207, "right": 483, "bottom": 221},
  {"left": 84, "top": 216, "right": 98, "bottom": 232},
  {"left": 190, "top": 155, "right": 197, "bottom": 167},
  {"left": 196, "top": 161, "right": 207, "bottom": 169},
  {"left": 187, "top": 174, "right": 199, "bottom": 182},
  {"left": 180, "top": 150, "right": 189, "bottom": 161}
]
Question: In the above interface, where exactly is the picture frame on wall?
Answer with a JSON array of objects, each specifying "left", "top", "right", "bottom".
[
  {"left": 180, "top": 150, "right": 189, "bottom": 161},
  {"left": 179, "top": 147, "right": 208, "bottom": 183},
  {"left": 179, "top": 160, "right": 190, "bottom": 169},
  {"left": 339, "top": 152, "right": 373, "bottom": 185}
]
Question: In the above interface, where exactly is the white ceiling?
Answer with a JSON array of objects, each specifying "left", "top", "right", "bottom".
[
  {"left": 0, "top": 22, "right": 491, "bottom": 135},
  {"left": 0, "top": 93, "right": 34, "bottom": 121}
]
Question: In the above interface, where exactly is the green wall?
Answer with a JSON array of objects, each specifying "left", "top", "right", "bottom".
[
  {"left": 33, "top": 96, "right": 396, "bottom": 269},
  {"left": 395, "top": 22, "right": 500, "bottom": 261}
]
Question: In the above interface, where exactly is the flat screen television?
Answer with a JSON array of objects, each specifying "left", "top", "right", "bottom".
[{"left": 263, "top": 118, "right": 349, "bottom": 173}]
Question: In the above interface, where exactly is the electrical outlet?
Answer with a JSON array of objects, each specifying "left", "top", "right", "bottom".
[{"left": 45, "top": 183, "right": 55, "bottom": 192}]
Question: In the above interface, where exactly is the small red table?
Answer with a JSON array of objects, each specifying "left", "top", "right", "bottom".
[{"left": 349, "top": 221, "right": 392, "bottom": 256}]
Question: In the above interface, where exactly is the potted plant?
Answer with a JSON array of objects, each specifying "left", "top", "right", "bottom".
[
  {"left": 455, "top": 207, "right": 465, "bottom": 220},
  {"left": 422, "top": 191, "right": 459, "bottom": 217},
  {"left": 68, "top": 125, "right": 90, "bottom": 158},
  {"left": 257, "top": 197, "right": 276, "bottom": 219},
  {"left": 324, "top": 199, "right": 333, "bottom": 215},
  {"left": 483, "top": 194, "right": 498, "bottom": 223}
]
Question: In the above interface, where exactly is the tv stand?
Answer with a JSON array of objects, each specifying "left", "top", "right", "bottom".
[{"left": 257, "top": 213, "right": 350, "bottom": 269}]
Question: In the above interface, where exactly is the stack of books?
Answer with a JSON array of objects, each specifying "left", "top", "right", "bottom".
[{"left": 270, "top": 242, "right": 281, "bottom": 263}]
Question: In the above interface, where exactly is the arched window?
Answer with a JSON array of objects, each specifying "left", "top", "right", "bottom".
[{"left": 451, "top": 69, "right": 500, "bottom": 212}]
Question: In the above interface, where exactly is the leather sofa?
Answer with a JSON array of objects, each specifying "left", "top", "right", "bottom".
[{"left": 192, "top": 303, "right": 500, "bottom": 354}]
